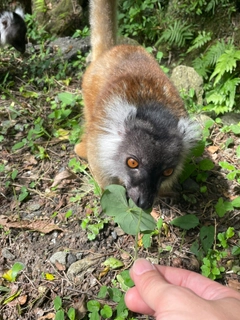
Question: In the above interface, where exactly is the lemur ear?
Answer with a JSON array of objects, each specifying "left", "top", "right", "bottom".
[
  {"left": 15, "top": 7, "right": 25, "bottom": 19},
  {"left": 178, "top": 117, "right": 201, "bottom": 153}
]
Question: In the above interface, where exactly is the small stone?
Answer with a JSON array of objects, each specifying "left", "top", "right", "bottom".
[
  {"left": 2, "top": 248, "right": 15, "bottom": 260},
  {"left": 49, "top": 251, "right": 68, "bottom": 266}
]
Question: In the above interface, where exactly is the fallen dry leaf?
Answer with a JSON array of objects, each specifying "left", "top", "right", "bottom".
[
  {"left": 228, "top": 279, "right": 240, "bottom": 292},
  {"left": 55, "top": 260, "right": 66, "bottom": 271},
  {"left": 0, "top": 215, "right": 63, "bottom": 234},
  {"left": 51, "top": 169, "right": 77, "bottom": 188},
  {"left": 207, "top": 145, "right": 219, "bottom": 154},
  {"left": 38, "top": 312, "right": 55, "bottom": 320},
  {"left": 151, "top": 208, "right": 160, "bottom": 220},
  {"left": 8, "top": 295, "right": 28, "bottom": 307}
]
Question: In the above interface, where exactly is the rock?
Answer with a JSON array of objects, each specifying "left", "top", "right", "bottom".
[
  {"left": 2, "top": 248, "right": 15, "bottom": 260},
  {"left": 170, "top": 65, "right": 204, "bottom": 105},
  {"left": 220, "top": 112, "right": 240, "bottom": 125},
  {"left": 48, "top": 37, "right": 90, "bottom": 61},
  {"left": 49, "top": 251, "right": 68, "bottom": 266}
]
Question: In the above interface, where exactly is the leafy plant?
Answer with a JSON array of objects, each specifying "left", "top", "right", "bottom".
[
  {"left": 81, "top": 201, "right": 110, "bottom": 240},
  {"left": 187, "top": 31, "right": 212, "bottom": 53},
  {"left": 191, "top": 225, "right": 237, "bottom": 279},
  {"left": 93, "top": 270, "right": 135, "bottom": 320},
  {"left": 192, "top": 40, "right": 234, "bottom": 78},
  {"left": 156, "top": 20, "right": 193, "bottom": 48},
  {"left": 118, "top": 0, "right": 161, "bottom": 45},
  {"left": 179, "top": 0, "right": 236, "bottom": 16},
  {"left": 2, "top": 262, "right": 25, "bottom": 282},
  {"left": 54, "top": 296, "right": 76, "bottom": 320},
  {"left": 101, "top": 185, "right": 156, "bottom": 236},
  {"left": 201, "top": 250, "right": 227, "bottom": 279},
  {"left": 193, "top": 40, "right": 240, "bottom": 115}
]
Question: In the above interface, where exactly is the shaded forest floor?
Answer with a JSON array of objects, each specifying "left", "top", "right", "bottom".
[{"left": 0, "top": 43, "right": 240, "bottom": 319}]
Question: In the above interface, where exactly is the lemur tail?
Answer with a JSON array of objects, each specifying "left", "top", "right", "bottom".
[{"left": 89, "top": 0, "right": 118, "bottom": 61}]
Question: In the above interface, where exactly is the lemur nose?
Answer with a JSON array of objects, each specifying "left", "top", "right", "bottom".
[{"left": 136, "top": 196, "right": 152, "bottom": 210}]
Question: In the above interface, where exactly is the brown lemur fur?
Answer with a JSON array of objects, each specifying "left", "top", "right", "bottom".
[{"left": 74, "top": 0, "right": 200, "bottom": 209}]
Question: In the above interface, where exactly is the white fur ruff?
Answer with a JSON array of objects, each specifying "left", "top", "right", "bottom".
[
  {"left": 96, "top": 97, "right": 136, "bottom": 178},
  {"left": 0, "top": 8, "right": 24, "bottom": 46},
  {"left": 0, "top": 12, "right": 13, "bottom": 45}
]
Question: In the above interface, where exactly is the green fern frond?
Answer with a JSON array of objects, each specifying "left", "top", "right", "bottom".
[
  {"left": 192, "top": 40, "right": 234, "bottom": 78},
  {"left": 34, "top": 0, "right": 48, "bottom": 13},
  {"left": 206, "top": 77, "right": 240, "bottom": 113},
  {"left": 210, "top": 48, "right": 240, "bottom": 85},
  {"left": 156, "top": 20, "right": 193, "bottom": 48},
  {"left": 187, "top": 31, "right": 212, "bottom": 53},
  {"left": 192, "top": 57, "right": 209, "bottom": 78}
]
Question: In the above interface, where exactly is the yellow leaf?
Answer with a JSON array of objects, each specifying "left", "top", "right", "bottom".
[
  {"left": 56, "top": 129, "right": 70, "bottom": 140},
  {"left": 3, "top": 290, "right": 21, "bottom": 305},
  {"left": 44, "top": 273, "right": 55, "bottom": 281},
  {"left": 163, "top": 223, "right": 169, "bottom": 236},
  {"left": 137, "top": 238, "right": 143, "bottom": 247},
  {"left": 2, "top": 269, "right": 14, "bottom": 282},
  {"left": 99, "top": 266, "right": 110, "bottom": 279}
]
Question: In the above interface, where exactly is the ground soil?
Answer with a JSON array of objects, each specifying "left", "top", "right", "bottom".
[{"left": 0, "top": 45, "right": 240, "bottom": 320}]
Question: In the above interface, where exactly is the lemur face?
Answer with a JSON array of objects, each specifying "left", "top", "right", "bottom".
[{"left": 0, "top": 9, "right": 27, "bottom": 53}]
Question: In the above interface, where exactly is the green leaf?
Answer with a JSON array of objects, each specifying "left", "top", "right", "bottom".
[
  {"left": 170, "top": 214, "right": 199, "bottom": 230},
  {"left": 89, "top": 311, "right": 100, "bottom": 320},
  {"left": 114, "top": 205, "right": 156, "bottom": 235},
  {"left": 179, "top": 163, "right": 196, "bottom": 183},
  {"left": 97, "top": 286, "right": 108, "bottom": 299},
  {"left": 108, "top": 287, "right": 123, "bottom": 303},
  {"left": 117, "top": 270, "right": 134, "bottom": 289},
  {"left": 100, "top": 305, "right": 113, "bottom": 318},
  {"left": 116, "top": 295, "right": 128, "bottom": 317},
  {"left": 87, "top": 300, "right": 101, "bottom": 313},
  {"left": 101, "top": 185, "right": 156, "bottom": 235},
  {"left": 200, "top": 226, "right": 214, "bottom": 253},
  {"left": 54, "top": 296, "right": 62, "bottom": 311},
  {"left": 101, "top": 185, "right": 129, "bottom": 217},
  {"left": 232, "top": 197, "right": 240, "bottom": 208},
  {"left": 103, "top": 257, "right": 124, "bottom": 269},
  {"left": 236, "top": 146, "right": 240, "bottom": 158},
  {"left": 219, "top": 161, "right": 235, "bottom": 171},
  {"left": 67, "top": 307, "right": 76, "bottom": 320},
  {"left": 18, "top": 186, "right": 29, "bottom": 202},
  {"left": 232, "top": 246, "right": 240, "bottom": 255},
  {"left": 0, "top": 286, "right": 10, "bottom": 293},
  {"left": 11, "top": 169, "right": 18, "bottom": 180},
  {"left": 142, "top": 233, "right": 152, "bottom": 248},
  {"left": 227, "top": 171, "right": 237, "bottom": 180},
  {"left": 215, "top": 198, "right": 234, "bottom": 217},
  {"left": 3, "top": 262, "right": 25, "bottom": 282},
  {"left": 55, "top": 310, "right": 64, "bottom": 320},
  {"left": 199, "top": 159, "right": 214, "bottom": 171},
  {"left": 226, "top": 227, "right": 235, "bottom": 239},
  {"left": 58, "top": 92, "right": 76, "bottom": 106},
  {"left": 12, "top": 141, "right": 26, "bottom": 151},
  {"left": 230, "top": 124, "right": 240, "bottom": 135}
]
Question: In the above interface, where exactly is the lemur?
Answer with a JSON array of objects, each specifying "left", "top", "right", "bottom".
[
  {"left": 75, "top": 0, "right": 200, "bottom": 209},
  {"left": 0, "top": 7, "right": 27, "bottom": 53}
]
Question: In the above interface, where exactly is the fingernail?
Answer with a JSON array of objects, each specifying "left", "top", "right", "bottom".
[{"left": 132, "top": 258, "right": 156, "bottom": 275}]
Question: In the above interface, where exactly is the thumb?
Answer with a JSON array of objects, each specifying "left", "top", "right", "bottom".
[{"left": 126, "top": 259, "right": 171, "bottom": 314}]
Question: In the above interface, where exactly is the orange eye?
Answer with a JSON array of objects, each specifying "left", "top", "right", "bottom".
[
  {"left": 163, "top": 168, "right": 174, "bottom": 177},
  {"left": 127, "top": 157, "right": 139, "bottom": 168}
]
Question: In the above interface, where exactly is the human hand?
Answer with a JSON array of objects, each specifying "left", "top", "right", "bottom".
[{"left": 125, "top": 258, "right": 240, "bottom": 320}]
